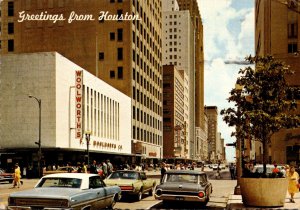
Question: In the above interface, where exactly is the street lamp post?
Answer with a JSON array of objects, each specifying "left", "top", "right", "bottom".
[
  {"left": 28, "top": 95, "right": 42, "bottom": 178},
  {"left": 85, "top": 131, "right": 91, "bottom": 166}
]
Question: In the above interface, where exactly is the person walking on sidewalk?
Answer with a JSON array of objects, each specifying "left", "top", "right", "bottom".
[
  {"left": 160, "top": 162, "right": 167, "bottom": 183},
  {"left": 287, "top": 165, "right": 299, "bottom": 203},
  {"left": 12, "top": 163, "right": 22, "bottom": 188}
]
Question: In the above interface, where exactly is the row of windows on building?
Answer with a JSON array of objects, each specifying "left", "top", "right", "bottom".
[
  {"left": 132, "top": 105, "right": 162, "bottom": 130},
  {"left": 133, "top": 30, "right": 162, "bottom": 62},
  {"left": 132, "top": 125, "right": 162, "bottom": 146},
  {"left": 133, "top": 87, "right": 161, "bottom": 115},
  {"left": 133, "top": 68, "right": 162, "bottom": 101},
  {"left": 132, "top": 50, "right": 162, "bottom": 89},
  {"left": 133, "top": 0, "right": 162, "bottom": 30},
  {"left": 84, "top": 86, "right": 120, "bottom": 140}
]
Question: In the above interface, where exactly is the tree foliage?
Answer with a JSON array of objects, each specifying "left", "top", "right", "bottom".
[{"left": 221, "top": 55, "right": 300, "bottom": 175}]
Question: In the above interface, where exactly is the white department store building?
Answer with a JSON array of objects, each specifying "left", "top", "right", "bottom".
[{"left": 0, "top": 52, "right": 131, "bottom": 174}]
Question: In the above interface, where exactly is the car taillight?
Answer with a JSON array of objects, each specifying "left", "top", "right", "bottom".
[
  {"left": 8, "top": 197, "right": 15, "bottom": 205},
  {"left": 198, "top": 191, "right": 205, "bottom": 198},
  {"left": 120, "top": 186, "right": 134, "bottom": 190}
]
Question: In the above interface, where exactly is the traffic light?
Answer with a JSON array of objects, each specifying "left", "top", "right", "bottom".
[{"left": 226, "top": 142, "right": 236, "bottom": 147}]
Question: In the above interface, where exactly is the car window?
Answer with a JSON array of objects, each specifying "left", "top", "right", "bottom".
[
  {"left": 37, "top": 178, "right": 82, "bottom": 188},
  {"left": 200, "top": 174, "right": 207, "bottom": 183},
  {"left": 89, "top": 176, "right": 105, "bottom": 189},
  {"left": 166, "top": 174, "right": 198, "bottom": 183},
  {"left": 109, "top": 172, "right": 139, "bottom": 180}
]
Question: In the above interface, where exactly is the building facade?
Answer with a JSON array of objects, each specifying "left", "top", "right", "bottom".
[
  {"left": 177, "top": 0, "right": 205, "bottom": 159},
  {"left": 205, "top": 106, "right": 218, "bottom": 163},
  {"left": 255, "top": 0, "right": 300, "bottom": 164},
  {"left": 162, "top": 65, "right": 186, "bottom": 161},
  {"left": 0, "top": 52, "right": 131, "bottom": 173},
  {"left": 0, "top": 0, "right": 163, "bottom": 163}
]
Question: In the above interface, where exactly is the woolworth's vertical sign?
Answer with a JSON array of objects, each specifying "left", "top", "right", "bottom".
[{"left": 75, "top": 70, "right": 83, "bottom": 139}]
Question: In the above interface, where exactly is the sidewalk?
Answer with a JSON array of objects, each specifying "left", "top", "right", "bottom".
[{"left": 227, "top": 193, "right": 300, "bottom": 209}]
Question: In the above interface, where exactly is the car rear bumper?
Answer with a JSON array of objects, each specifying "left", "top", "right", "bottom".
[
  {"left": 8, "top": 206, "right": 73, "bottom": 210},
  {"left": 155, "top": 194, "right": 206, "bottom": 202}
]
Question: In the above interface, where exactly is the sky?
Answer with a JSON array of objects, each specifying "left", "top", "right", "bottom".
[{"left": 197, "top": 0, "right": 255, "bottom": 161}]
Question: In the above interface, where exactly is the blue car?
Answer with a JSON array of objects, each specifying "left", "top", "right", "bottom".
[{"left": 7, "top": 173, "right": 121, "bottom": 210}]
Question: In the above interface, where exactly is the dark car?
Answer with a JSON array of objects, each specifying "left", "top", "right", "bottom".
[
  {"left": 0, "top": 169, "right": 13, "bottom": 183},
  {"left": 154, "top": 170, "right": 212, "bottom": 207}
]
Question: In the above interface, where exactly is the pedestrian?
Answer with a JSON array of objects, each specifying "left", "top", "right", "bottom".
[
  {"left": 287, "top": 165, "right": 299, "bottom": 203},
  {"left": 160, "top": 162, "right": 167, "bottom": 183},
  {"left": 12, "top": 163, "right": 21, "bottom": 188},
  {"left": 82, "top": 162, "right": 87, "bottom": 173},
  {"left": 229, "top": 163, "right": 235, "bottom": 180},
  {"left": 76, "top": 162, "right": 82, "bottom": 173},
  {"left": 272, "top": 164, "right": 280, "bottom": 174},
  {"left": 90, "top": 160, "right": 98, "bottom": 174},
  {"left": 107, "top": 159, "right": 113, "bottom": 176},
  {"left": 102, "top": 160, "right": 108, "bottom": 178}
]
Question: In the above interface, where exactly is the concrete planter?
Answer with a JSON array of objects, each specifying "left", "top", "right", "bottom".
[{"left": 240, "top": 177, "right": 288, "bottom": 207}]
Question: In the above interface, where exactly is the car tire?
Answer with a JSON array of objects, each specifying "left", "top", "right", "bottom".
[
  {"left": 108, "top": 194, "right": 118, "bottom": 209},
  {"left": 136, "top": 189, "right": 143, "bottom": 201},
  {"left": 149, "top": 185, "right": 154, "bottom": 196}
]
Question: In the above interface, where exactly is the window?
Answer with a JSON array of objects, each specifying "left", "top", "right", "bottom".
[
  {"left": 117, "top": 10, "right": 123, "bottom": 21},
  {"left": 117, "top": 48, "right": 123, "bottom": 60},
  {"left": 118, "top": 0, "right": 123, "bottom": 2},
  {"left": 288, "top": 43, "right": 298, "bottom": 53},
  {"left": 110, "top": 0, "right": 115, "bottom": 2},
  {"left": 99, "top": 52, "right": 104, "bottom": 60},
  {"left": 8, "top": 22, "right": 14, "bottom": 34},
  {"left": 117, "top": 67, "right": 123, "bottom": 79},
  {"left": 110, "top": 70, "right": 115, "bottom": 78},
  {"left": 288, "top": 23, "right": 298, "bottom": 38},
  {"left": 110, "top": 32, "right": 115, "bottom": 40},
  {"left": 8, "top": 2, "right": 14, "bottom": 17},
  {"left": 117, "top": 29, "right": 123, "bottom": 41},
  {"left": 8, "top": 39, "right": 14, "bottom": 52}
]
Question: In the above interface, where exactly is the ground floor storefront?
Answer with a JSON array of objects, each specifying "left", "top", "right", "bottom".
[{"left": 0, "top": 148, "right": 160, "bottom": 178}]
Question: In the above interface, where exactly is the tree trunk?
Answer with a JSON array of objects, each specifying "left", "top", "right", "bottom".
[{"left": 262, "top": 134, "right": 270, "bottom": 175}]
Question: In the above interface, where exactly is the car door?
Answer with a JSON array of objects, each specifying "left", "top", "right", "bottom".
[
  {"left": 140, "top": 172, "right": 151, "bottom": 192},
  {"left": 89, "top": 176, "right": 110, "bottom": 209}
]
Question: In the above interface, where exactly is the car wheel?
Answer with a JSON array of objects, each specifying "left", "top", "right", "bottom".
[
  {"left": 108, "top": 194, "right": 118, "bottom": 209},
  {"left": 136, "top": 189, "right": 143, "bottom": 201},
  {"left": 149, "top": 185, "right": 154, "bottom": 196}
]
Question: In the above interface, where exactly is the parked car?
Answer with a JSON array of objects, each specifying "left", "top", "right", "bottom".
[
  {"left": 104, "top": 170, "right": 156, "bottom": 201},
  {"left": 212, "top": 164, "right": 219, "bottom": 170},
  {"left": 43, "top": 166, "right": 78, "bottom": 175},
  {"left": 7, "top": 173, "right": 121, "bottom": 210},
  {"left": 154, "top": 170, "right": 212, "bottom": 207},
  {"left": 0, "top": 168, "right": 13, "bottom": 183}
]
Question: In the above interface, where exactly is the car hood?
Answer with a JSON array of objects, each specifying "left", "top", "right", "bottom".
[
  {"left": 9, "top": 188, "right": 82, "bottom": 199},
  {"left": 105, "top": 179, "right": 138, "bottom": 186},
  {"left": 157, "top": 182, "right": 201, "bottom": 191}
]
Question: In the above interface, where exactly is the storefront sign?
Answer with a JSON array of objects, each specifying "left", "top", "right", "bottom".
[
  {"left": 149, "top": 152, "right": 157, "bottom": 157},
  {"left": 75, "top": 70, "right": 83, "bottom": 139}
]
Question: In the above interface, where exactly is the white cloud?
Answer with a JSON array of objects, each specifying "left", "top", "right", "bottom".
[{"left": 198, "top": 0, "right": 254, "bottom": 161}]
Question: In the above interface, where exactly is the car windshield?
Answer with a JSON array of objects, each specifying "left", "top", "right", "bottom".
[
  {"left": 36, "top": 177, "right": 82, "bottom": 188},
  {"left": 165, "top": 174, "right": 198, "bottom": 183},
  {"left": 108, "top": 171, "right": 139, "bottom": 180}
]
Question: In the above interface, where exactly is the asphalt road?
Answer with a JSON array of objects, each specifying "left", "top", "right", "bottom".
[{"left": 0, "top": 169, "right": 235, "bottom": 209}]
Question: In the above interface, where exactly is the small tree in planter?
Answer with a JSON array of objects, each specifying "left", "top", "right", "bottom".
[{"left": 221, "top": 55, "right": 300, "bottom": 207}]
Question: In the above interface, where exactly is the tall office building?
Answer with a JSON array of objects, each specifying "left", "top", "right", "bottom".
[
  {"left": 0, "top": 0, "right": 163, "bottom": 163},
  {"left": 205, "top": 106, "right": 218, "bottom": 163},
  {"left": 255, "top": 0, "right": 300, "bottom": 164},
  {"left": 162, "top": 0, "right": 193, "bottom": 160},
  {"left": 177, "top": 0, "right": 205, "bottom": 159},
  {"left": 162, "top": 65, "right": 186, "bottom": 160}
]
